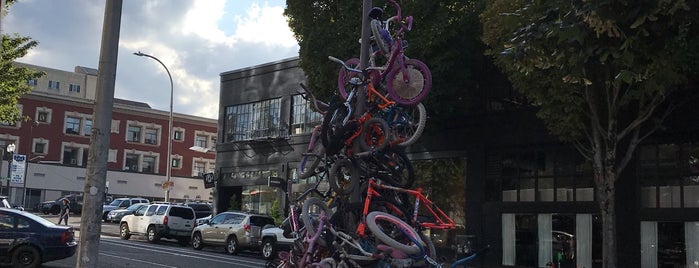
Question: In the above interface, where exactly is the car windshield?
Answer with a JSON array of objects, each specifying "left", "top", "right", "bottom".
[
  {"left": 126, "top": 204, "right": 143, "bottom": 211},
  {"left": 108, "top": 200, "right": 123, "bottom": 206}
]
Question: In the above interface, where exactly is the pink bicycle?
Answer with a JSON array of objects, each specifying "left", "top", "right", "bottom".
[{"left": 337, "top": 0, "right": 432, "bottom": 106}]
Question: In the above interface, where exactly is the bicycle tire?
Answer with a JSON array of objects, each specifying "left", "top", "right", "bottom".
[
  {"left": 321, "top": 104, "right": 351, "bottom": 155},
  {"left": 301, "top": 197, "right": 331, "bottom": 238},
  {"left": 299, "top": 137, "right": 325, "bottom": 179},
  {"left": 328, "top": 158, "right": 360, "bottom": 195},
  {"left": 386, "top": 58, "right": 432, "bottom": 106},
  {"left": 358, "top": 117, "right": 390, "bottom": 152},
  {"left": 336, "top": 58, "right": 360, "bottom": 100},
  {"left": 365, "top": 211, "right": 422, "bottom": 255},
  {"left": 387, "top": 102, "right": 426, "bottom": 148},
  {"left": 373, "top": 148, "right": 415, "bottom": 189},
  {"left": 370, "top": 19, "right": 390, "bottom": 56}
]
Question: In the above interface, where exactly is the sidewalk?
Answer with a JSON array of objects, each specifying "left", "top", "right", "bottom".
[{"left": 41, "top": 213, "right": 121, "bottom": 237}]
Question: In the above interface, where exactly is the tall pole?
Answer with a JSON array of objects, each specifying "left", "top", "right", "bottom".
[
  {"left": 5, "top": 144, "right": 14, "bottom": 203},
  {"left": 77, "top": 0, "right": 121, "bottom": 267},
  {"left": 134, "top": 51, "right": 173, "bottom": 203}
]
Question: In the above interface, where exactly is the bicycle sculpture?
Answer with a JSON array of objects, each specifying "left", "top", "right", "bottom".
[{"left": 267, "top": 1, "right": 488, "bottom": 267}]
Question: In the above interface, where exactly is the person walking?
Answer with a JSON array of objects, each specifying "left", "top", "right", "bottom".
[{"left": 57, "top": 198, "right": 70, "bottom": 225}]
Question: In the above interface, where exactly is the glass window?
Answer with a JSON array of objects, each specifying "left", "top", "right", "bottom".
[
  {"left": 211, "top": 213, "right": 229, "bottom": 224},
  {"left": 144, "top": 128, "right": 158, "bottom": 145},
  {"left": 515, "top": 214, "right": 538, "bottom": 266},
  {"left": 84, "top": 119, "right": 92, "bottom": 136},
  {"left": 224, "top": 98, "right": 282, "bottom": 142},
  {"left": 127, "top": 126, "right": 141, "bottom": 142},
  {"left": 63, "top": 147, "right": 79, "bottom": 165},
  {"left": 657, "top": 222, "right": 686, "bottom": 267},
  {"left": 146, "top": 205, "right": 158, "bottom": 216},
  {"left": 156, "top": 206, "right": 168, "bottom": 215},
  {"left": 172, "top": 158, "right": 181, "bottom": 168},
  {"left": 48, "top": 80, "right": 60, "bottom": 90},
  {"left": 193, "top": 162, "right": 205, "bottom": 176},
  {"left": 69, "top": 84, "right": 81, "bottom": 92},
  {"left": 34, "top": 142, "right": 46, "bottom": 154},
  {"left": 125, "top": 154, "right": 139, "bottom": 171},
  {"left": 142, "top": 156, "right": 155, "bottom": 173},
  {"left": 0, "top": 214, "right": 13, "bottom": 229},
  {"left": 291, "top": 94, "right": 323, "bottom": 135},
  {"left": 195, "top": 135, "right": 207, "bottom": 148},
  {"left": 37, "top": 111, "right": 49, "bottom": 123},
  {"left": 65, "top": 117, "right": 81, "bottom": 135},
  {"left": 27, "top": 79, "right": 37, "bottom": 86},
  {"left": 174, "top": 130, "right": 183, "bottom": 141}
]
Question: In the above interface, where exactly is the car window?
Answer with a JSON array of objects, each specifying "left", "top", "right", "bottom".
[
  {"left": 109, "top": 199, "right": 124, "bottom": 206},
  {"left": 169, "top": 207, "right": 194, "bottom": 219},
  {"left": 126, "top": 204, "right": 142, "bottom": 211},
  {"left": 211, "top": 213, "right": 228, "bottom": 224},
  {"left": 146, "top": 205, "right": 158, "bottom": 216},
  {"left": 251, "top": 216, "right": 275, "bottom": 227},
  {"left": 156, "top": 206, "right": 168, "bottom": 216},
  {"left": 228, "top": 214, "right": 245, "bottom": 224},
  {"left": 134, "top": 206, "right": 148, "bottom": 216},
  {"left": 17, "top": 217, "right": 30, "bottom": 230},
  {"left": 0, "top": 214, "right": 13, "bottom": 229}
]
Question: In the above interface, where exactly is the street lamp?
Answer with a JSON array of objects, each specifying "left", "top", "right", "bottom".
[
  {"left": 134, "top": 51, "right": 174, "bottom": 202},
  {"left": 5, "top": 143, "right": 14, "bottom": 202}
]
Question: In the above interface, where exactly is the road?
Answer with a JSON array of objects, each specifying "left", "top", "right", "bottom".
[
  {"left": 42, "top": 234, "right": 268, "bottom": 268},
  {"left": 33, "top": 214, "right": 268, "bottom": 267}
]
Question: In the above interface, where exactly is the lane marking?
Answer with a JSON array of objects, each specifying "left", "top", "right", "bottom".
[{"left": 100, "top": 252, "right": 178, "bottom": 268}]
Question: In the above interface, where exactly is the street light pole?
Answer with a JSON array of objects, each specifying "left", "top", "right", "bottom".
[
  {"left": 5, "top": 143, "right": 15, "bottom": 203},
  {"left": 134, "top": 51, "right": 173, "bottom": 202}
]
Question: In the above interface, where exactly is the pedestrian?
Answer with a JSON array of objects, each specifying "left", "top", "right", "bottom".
[{"left": 57, "top": 198, "right": 70, "bottom": 225}]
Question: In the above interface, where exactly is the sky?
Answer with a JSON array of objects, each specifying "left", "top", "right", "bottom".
[{"left": 3, "top": 0, "right": 300, "bottom": 119}]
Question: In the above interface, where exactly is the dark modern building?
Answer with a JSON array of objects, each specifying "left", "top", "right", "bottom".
[{"left": 215, "top": 57, "right": 698, "bottom": 267}]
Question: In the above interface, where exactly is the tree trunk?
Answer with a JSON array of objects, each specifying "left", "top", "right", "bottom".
[{"left": 596, "top": 167, "right": 617, "bottom": 268}]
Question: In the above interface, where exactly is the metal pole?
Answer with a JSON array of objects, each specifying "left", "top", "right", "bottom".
[
  {"left": 5, "top": 144, "right": 15, "bottom": 203},
  {"left": 134, "top": 51, "right": 173, "bottom": 203}
]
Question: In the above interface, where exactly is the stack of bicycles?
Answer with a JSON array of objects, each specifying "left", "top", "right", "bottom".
[{"left": 268, "top": 1, "right": 487, "bottom": 267}]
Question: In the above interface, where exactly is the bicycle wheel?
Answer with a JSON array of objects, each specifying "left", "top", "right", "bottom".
[
  {"left": 358, "top": 117, "right": 390, "bottom": 152},
  {"left": 301, "top": 197, "right": 331, "bottom": 238},
  {"left": 370, "top": 19, "right": 390, "bottom": 56},
  {"left": 413, "top": 233, "right": 437, "bottom": 268},
  {"left": 337, "top": 58, "right": 360, "bottom": 100},
  {"left": 365, "top": 211, "right": 422, "bottom": 255},
  {"left": 386, "top": 58, "right": 432, "bottom": 106},
  {"left": 328, "top": 158, "right": 360, "bottom": 195},
  {"left": 386, "top": 102, "right": 426, "bottom": 148},
  {"left": 374, "top": 148, "right": 415, "bottom": 189},
  {"left": 321, "top": 104, "right": 351, "bottom": 155},
  {"left": 299, "top": 137, "right": 325, "bottom": 179}
]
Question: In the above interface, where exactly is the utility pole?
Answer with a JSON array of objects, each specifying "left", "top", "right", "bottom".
[
  {"left": 76, "top": 0, "right": 121, "bottom": 267},
  {"left": 351, "top": 0, "right": 372, "bottom": 203}
]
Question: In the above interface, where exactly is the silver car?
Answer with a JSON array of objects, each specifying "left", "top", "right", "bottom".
[
  {"left": 106, "top": 203, "right": 148, "bottom": 223},
  {"left": 191, "top": 211, "right": 275, "bottom": 255}
]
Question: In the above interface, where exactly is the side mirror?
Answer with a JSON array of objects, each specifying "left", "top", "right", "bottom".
[{"left": 204, "top": 219, "right": 211, "bottom": 225}]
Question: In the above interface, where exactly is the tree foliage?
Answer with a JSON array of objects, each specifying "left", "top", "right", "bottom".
[
  {"left": 284, "top": 0, "right": 493, "bottom": 126},
  {"left": 1, "top": 0, "right": 44, "bottom": 123},
  {"left": 481, "top": 0, "right": 697, "bottom": 266}
]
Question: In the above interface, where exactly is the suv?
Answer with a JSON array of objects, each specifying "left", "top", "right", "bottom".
[
  {"left": 119, "top": 203, "right": 195, "bottom": 245},
  {"left": 182, "top": 202, "right": 212, "bottom": 220},
  {"left": 259, "top": 219, "right": 298, "bottom": 259},
  {"left": 102, "top": 197, "right": 150, "bottom": 221},
  {"left": 191, "top": 211, "right": 275, "bottom": 255},
  {"left": 40, "top": 194, "right": 83, "bottom": 215}
]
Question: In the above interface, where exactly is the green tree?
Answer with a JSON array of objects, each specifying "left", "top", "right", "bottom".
[
  {"left": 1, "top": 0, "right": 44, "bottom": 123},
  {"left": 284, "top": 0, "right": 494, "bottom": 126},
  {"left": 269, "top": 199, "right": 283, "bottom": 225},
  {"left": 481, "top": 1, "right": 698, "bottom": 267},
  {"left": 228, "top": 194, "right": 240, "bottom": 211}
]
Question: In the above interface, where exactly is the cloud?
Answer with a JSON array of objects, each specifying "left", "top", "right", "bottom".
[{"left": 4, "top": 0, "right": 299, "bottom": 119}]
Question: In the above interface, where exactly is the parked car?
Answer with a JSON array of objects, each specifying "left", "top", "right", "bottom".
[
  {"left": 105, "top": 203, "right": 148, "bottom": 223},
  {"left": 102, "top": 197, "right": 150, "bottom": 221},
  {"left": 190, "top": 211, "right": 275, "bottom": 255},
  {"left": 260, "top": 222, "right": 297, "bottom": 260},
  {"left": 182, "top": 202, "right": 213, "bottom": 220},
  {"left": 40, "top": 194, "right": 83, "bottom": 215},
  {"left": 119, "top": 203, "right": 195, "bottom": 246},
  {"left": 0, "top": 208, "right": 78, "bottom": 267}
]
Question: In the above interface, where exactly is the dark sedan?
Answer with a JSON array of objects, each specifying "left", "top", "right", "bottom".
[{"left": 0, "top": 208, "right": 78, "bottom": 267}]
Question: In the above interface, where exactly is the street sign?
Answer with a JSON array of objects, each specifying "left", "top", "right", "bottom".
[
  {"left": 203, "top": 172, "right": 215, "bottom": 189},
  {"left": 10, "top": 154, "right": 26, "bottom": 184},
  {"left": 267, "top": 176, "right": 286, "bottom": 192},
  {"left": 161, "top": 181, "right": 174, "bottom": 189}
]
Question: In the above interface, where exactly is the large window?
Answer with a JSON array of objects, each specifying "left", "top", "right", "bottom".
[
  {"left": 487, "top": 147, "right": 593, "bottom": 203},
  {"left": 84, "top": 119, "right": 92, "bottom": 136},
  {"left": 65, "top": 117, "right": 81, "bottom": 135},
  {"left": 142, "top": 156, "right": 155, "bottom": 173},
  {"left": 291, "top": 94, "right": 323, "bottom": 134},
  {"left": 195, "top": 135, "right": 207, "bottom": 148},
  {"left": 64, "top": 113, "right": 91, "bottom": 136},
  {"left": 224, "top": 98, "right": 282, "bottom": 142},
  {"left": 639, "top": 144, "right": 699, "bottom": 208},
  {"left": 127, "top": 126, "right": 141, "bottom": 142},
  {"left": 125, "top": 154, "right": 139, "bottom": 171},
  {"left": 48, "top": 80, "right": 60, "bottom": 90},
  {"left": 69, "top": 84, "right": 81, "bottom": 93},
  {"left": 144, "top": 128, "right": 158, "bottom": 145}
]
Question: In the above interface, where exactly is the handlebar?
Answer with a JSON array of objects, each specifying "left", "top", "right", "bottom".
[{"left": 328, "top": 56, "right": 363, "bottom": 74}]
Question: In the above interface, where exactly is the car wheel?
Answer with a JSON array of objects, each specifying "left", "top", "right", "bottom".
[
  {"left": 146, "top": 226, "right": 160, "bottom": 243},
  {"left": 225, "top": 236, "right": 239, "bottom": 255},
  {"left": 192, "top": 232, "right": 204, "bottom": 250},
  {"left": 119, "top": 223, "right": 131, "bottom": 240},
  {"left": 261, "top": 238, "right": 275, "bottom": 260},
  {"left": 12, "top": 245, "right": 41, "bottom": 268},
  {"left": 50, "top": 205, "right": 60, "bottom": 215}
]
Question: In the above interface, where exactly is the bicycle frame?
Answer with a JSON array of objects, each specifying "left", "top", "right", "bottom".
[{"left": 357, "top": 178, "right": 456, "bottom": 237}]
